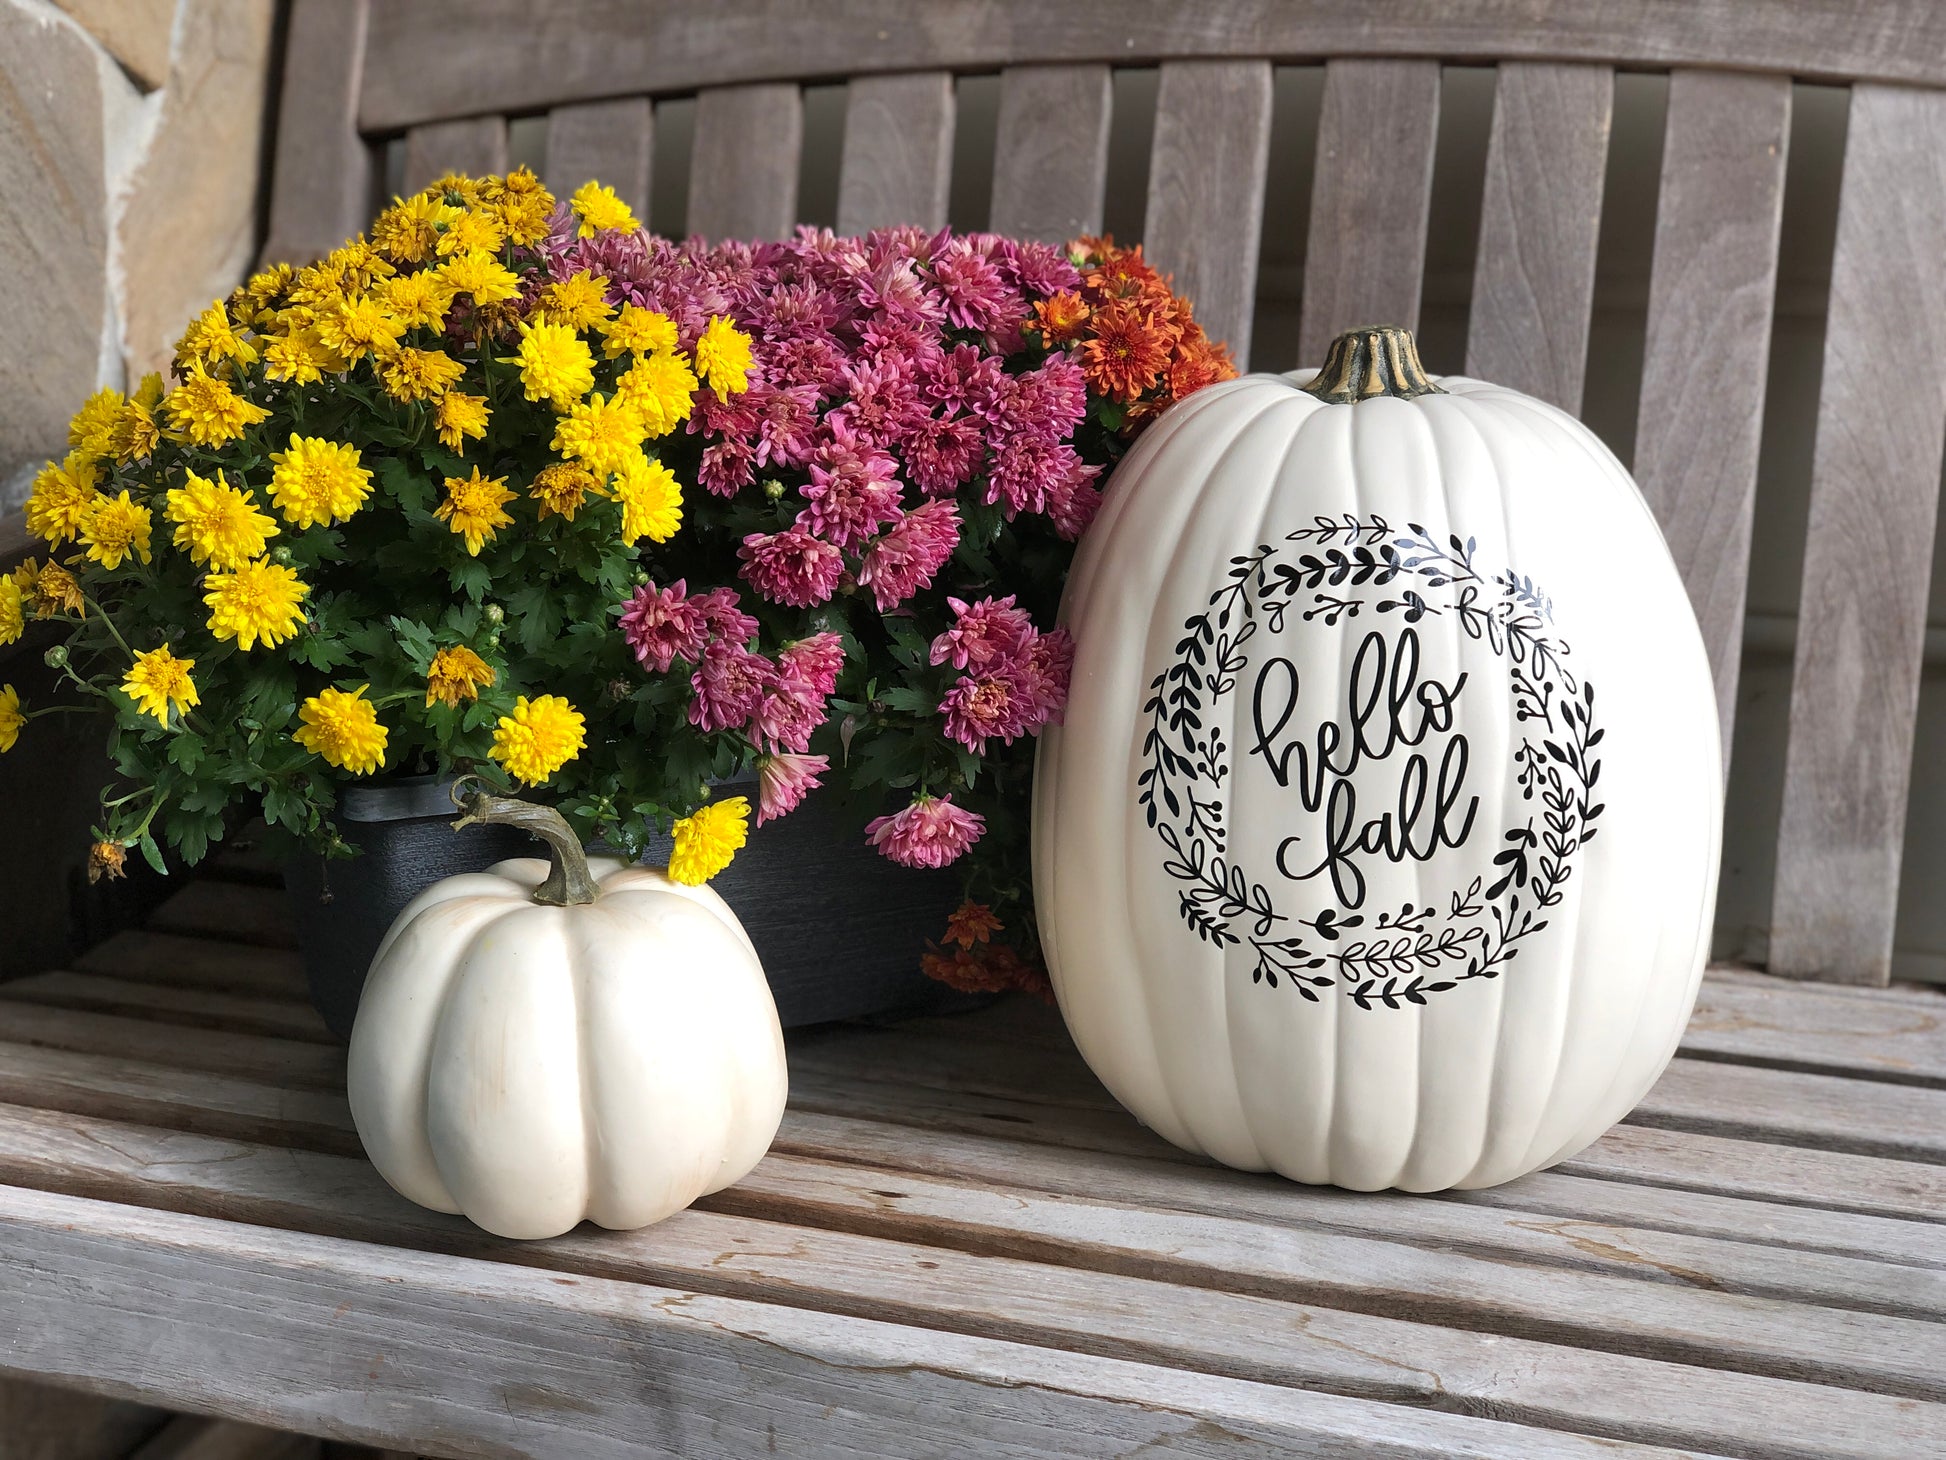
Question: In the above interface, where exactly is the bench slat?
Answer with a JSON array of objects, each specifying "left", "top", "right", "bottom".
[
  {"left": 400, "top": 116, "right": 509, "bottom": 194},
  {"left": 75, "top": 931, "right": 306, "bottom": 1004},
  {"left": 1634, "top": 72, "right": 1791, "bottom": 760},
  {"left": 1683, "top": 973, "right": 1945, "bottom": 1085},
  {"left": 0, "top": 1184, "right": 1700, "bottom": 1460},
  {"left": 0, "top": 972, "right": 331, "bottom": 1044},
  {"left": 260, "top": 0, "right": 373, "bottom": 267},
  {"left": 1298, "top": 59, "right": 1441, "bottom": 364},
  {"left": 0, "top": 1105, "right": 1932, "bottom": 1459},
  {"left": 1771, "top": 81, "right": 1946, "bottom": 986},
  {"left": 1464, "top": 63, "right": 1612, "bottom": 412},
  {"left": 542, "top": 96, "right": 653, "bottom": 218},
  {"left": 687, "top": 83, "right": 803, "bottom": 242},
  {"left": 147, "top": 884, "right": 296, "bottom": 950},
  {"left": 836, "top": 71, "right": 956, "bottom": 235},
  {"left": 1141, "top": 60, "right": 1274, "bottom": 369},
  {"left": 988, "top": 65, "right": 1113, "bottom": 242},
  {"left": 0, "top": 1005, "right": 342, "bottom": 1092}
]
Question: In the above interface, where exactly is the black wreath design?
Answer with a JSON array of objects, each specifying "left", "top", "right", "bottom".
[{"left": 1138, "top": 515, "right": 1606, "bottom": 1010}]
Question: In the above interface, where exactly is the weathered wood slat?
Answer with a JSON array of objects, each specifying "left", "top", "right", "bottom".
[
  {"left": 763, "top": 1112, "right": 1946, "bottom": 1317},
  {"left": 130, "top": 1414, "right": 322, "bottom": 1460},
  {"left": 260, "top": 0, "right": 373, "bottom": 267},
  {"left": 0, "top": 1187, "right": 1700, "bottom": 1460},
  {"left": 0, "top": 1005, "right": 341, "bottom": 1091},
  {"left": 1770, "top": 82, "right": 1946, "bottom": 987},
  {"left": 146, "top": 884, "right": 296, "bottom": 951},
  {"left": 0, "top": 1376, "right": 167, "bottom": 1460},
  {"left": 1633, "top": 72, "right": 1791, "bottom": 761},
  {"left": 400, "top": 116, "right": 509, "bottom": 195},
  {"left": 988, "top": 65, "right": 1113, "bottom": 242},
  {"left": 359, "top": 1, "right": 1946, "bottom": 132},
  {"left": 0, "top": 1106, "right": 1932, "bottom": 1460},
  {"left": 835, "top": 72, "right": 956, "bottom": 235},
  {"left": 1140, "top": 60, "right": 1274, "bottom": 369},
  {"left": 0, "top": 972, "right": 332, "bottom": 1044},
  {"left": 542, "top": 96, "right": 653, "bottom": 218},
  {"left": 1298, "top": 60, "right": 1441, "bottom": 364},
  {"left": 686, "top": 83, "right": 802, "bottom": 242},
  {"left": 1464, "top": 63, "right": 1612, "bottom": 412},
  {"left": 1683, "top": 973, "right": 1945, "bottom": 1085},
  {"left": 73, "top": 931, "right": 307, "bottom": 1004},
  {"left": 1559, "top": 1124, "right": 1946, "bottom": 1225}
]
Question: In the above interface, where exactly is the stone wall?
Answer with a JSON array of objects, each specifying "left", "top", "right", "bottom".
[{"left": 0, "top": 0, "right": 277, "bottom": 513}]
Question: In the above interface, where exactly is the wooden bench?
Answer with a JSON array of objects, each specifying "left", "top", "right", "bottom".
[{"left": 5, "top": 0, "right": 1946, "bottom": 1453}]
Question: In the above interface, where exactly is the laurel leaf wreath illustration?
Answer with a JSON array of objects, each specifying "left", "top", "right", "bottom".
[{"left": 1138, "top": 515, "right": 1605, "bottom": 1010}]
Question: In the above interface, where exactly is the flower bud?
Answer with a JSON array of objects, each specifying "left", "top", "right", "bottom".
[
  {"left": 761, "top": 478, "right": 785, "bottom": 502},
  {"left": 484, "top": 602, "right": 505, "bottom": 625},
  {"left": 270, "top": 545, "right": 295, "bottom": 565},
  {"left": 42, "top": 645, "right": 67, "bottom": 669}
]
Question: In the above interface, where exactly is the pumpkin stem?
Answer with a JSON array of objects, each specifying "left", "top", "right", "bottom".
[
  {"left": 451, "top": 785, "right": 601, "bottom": 907},
  {"left": 1302, "top": 325, "right": 1444, "bottom": 404}
]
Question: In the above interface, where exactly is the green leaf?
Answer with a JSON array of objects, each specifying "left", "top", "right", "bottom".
[
  {"left": 166, "top": 733, "right": 206, "bottom": 775},
  {"left": 449, "top": 558, "right": 492, "bottom": 604},
  {"left": 388, "top": 615, "right": 438, "bottom": 672},
  {"left": 878, "top": 685, "right": 937, "bottom": 717}
]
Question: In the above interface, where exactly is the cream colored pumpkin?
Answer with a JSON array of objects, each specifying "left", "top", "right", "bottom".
[
  {"left": 348, "top": 796, "right": 786, "bottom": 1239},
  {"left": 1034, "top": 326, "right": 1721, "bottom": 1191}
]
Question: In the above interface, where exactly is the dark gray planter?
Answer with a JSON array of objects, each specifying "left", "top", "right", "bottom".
[{"left": 285, "top": 775, "right": 971, "bottom": 1040}]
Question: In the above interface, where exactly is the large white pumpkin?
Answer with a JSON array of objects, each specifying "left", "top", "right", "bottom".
[
  {"left": 1034, "top": 326, "right": 1720, "bottom": 1191},
  {"left": 348, "top": 794, "right": 787, "bottom": 1238}
]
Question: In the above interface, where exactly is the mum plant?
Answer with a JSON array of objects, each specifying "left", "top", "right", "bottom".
[{"left": 6, "top": 167, "right": 1233, "bottom": 993}]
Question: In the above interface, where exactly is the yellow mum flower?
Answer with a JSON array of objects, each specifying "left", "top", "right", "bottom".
[
  {"left": 569, "top": 181, "right": 638, "bottom": 237},
  {"left": 550, "top": 392, "right": 646, "bottom": 477},
  {"left": 262, "top": 327, "right": 339, "bottom": 385},
  {"left": 534, "top": 271, "right": 615, "bottom": 331},
  {"left": 694, "top": 314, "right": 753, "bottom": 395},
  {"left": 371, "top": 192, "right": 460, "bottom": 265},
  {"left": 165, "top": 470, "right": 278, "bottom": 569},
  {"left": 239, "top": 263, "right": 293, "bottom": 317},
  {"left": 0, "top": 575, "right": 22, "bottom": 647},
  {"left": 175, "top": 300, "right": 257, "bottom": 371},
  {"left": 67, "top": 387, "right": 125, "bottom": 462},
  {"left": 25, "top": 453, "right": 101, "bottom": 544},
  {"left": 163, "top": 361, "right": 270, "bottom": 447},
  {"left": 268, "top": 437, "right": 373, "bottom": 528},
  {"left": 425, "top": 645, "right": 496, "bottom": 707},
  {"left": 616, "top": 350, "right": 699, "bottom": 438},
  {"left": 287, "top": 256, "right": 352, "bottom": 310},
  {"left": 313, "top": 293, "right": 405, "bottom": 362},
  {"left": 600, "top": 304, "right": 679, "bottom": 359},
  {"left": 528, "top": 461, "right": 598, "bottom": 522},
  {"left": 614, "top": 454, "right": 683, "bottom": 546},
  {"left": 494, "top": 188, "right": 556, "bottom": 247},
  {"left": 434, "top": 391, "right": 490, "bottom": 452},
  {"left": 377, "top": 346, "right": 466, "bottom": 403},
  {"left": 434, "top": 466, "right": 515, "bottom": 555},
  {"left": 428, "top": 172, "right": 487, "bottom": 208},
  {"left": 668, "top": 796, "right": 749, "bottom": 885},
  {"left": 516, "top": 320, "right": 596, "bottom": 409},
  {"left": 121, "top": 645, "right": 199, "bottom": 725},
  {"left": 80, "top": 490, "right": 154, "bottom": 570},
  {"left": 439, "top": 249, "right": 521, "bottom": 306},
  {"left": 294, "top": 685, "right": 389, "bottom": 775},
  {"left": 435, "top": 206, "right": 506, "bottom": 258},
  {"left": 111, "top": 395, "right": 160, "bottom": 464},
  {"left": 203, "top": 557, "right": 308, "bottom": 650},
  {"left": 16, "top": 558, "right": 85, "bottom": 618},
  {"left": 0, "top": 685, "right": 23, "bottom": 754},
  {"left": 490, "top": 694, "right": 586, "bottom": 784},
  {"left": 379, "top": 270, "right": 456, "bottom": 330}
]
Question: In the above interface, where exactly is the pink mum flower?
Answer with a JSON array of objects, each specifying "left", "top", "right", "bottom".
[
  {"left": 901, "top": 412, "right": 985, "bottom": 498},
  {"left": 930, "top": 236, "right": 1017, "bottom": 334},
  {"left": 746, "top": 665, "right": 827, "bottom": 754},
  {"left": 938, "top": 671, "right": 1034, "bottom": 752},
  {"left": 1018, "top": 627, "right": 1075, "bottom": 727},
  {"left": 856, "top": 499, "right": 961, "bottom": 610},
  {"left": 619, "top": 580, "right": 709, "bottom": 673},
  {"left": 930, "top": 594, "right": 1035, "bottom": 674},
  {"left": 689, "top": 639, "right": 771, "bottom": 733},
  {"left": 757, "top": 751, "right": 829, "bottom": 825},
  {"left": 693, "top": 586, "right": 759, "bottom": 647},
  {"left": 797, "top": 426, "right": 904, "bottom": 550},
  {"left": 739, "top": 527, "right": 845, "bottom": 608},
  {"left": 865, "top": 793, "right": 986, "bottom": 869},
  {"left": 779, "top": 631, "right": 845, "bottom": 696}
]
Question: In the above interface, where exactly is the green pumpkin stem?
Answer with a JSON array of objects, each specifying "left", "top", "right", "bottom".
[
  {"left": 1302, "top": 325, "right": 1443, "bottom": 404},
  {"left": 452, "top": 786, "right": 600, "bottom": 907}
]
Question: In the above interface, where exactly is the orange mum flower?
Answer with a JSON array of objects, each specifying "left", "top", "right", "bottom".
[
  {"left": 1080, "top": 297, "right": 1176, "bottom": 401},
  {"left": 1033, "top": 291, "right": 1091, "bottom": 345},
  {"left": 943, "top": 900, "right": 1004, "bottom": 949}
]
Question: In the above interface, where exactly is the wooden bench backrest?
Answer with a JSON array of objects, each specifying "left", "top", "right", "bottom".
[{"left": 265, "top": 0, "right": 1946, "bottom": 988}]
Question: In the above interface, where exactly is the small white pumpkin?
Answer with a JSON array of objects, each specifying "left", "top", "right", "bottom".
[
  {"left": 348, "top": 791, "right": 787, "bottom": 1239},
  {"left": 1034, "top": 326, "right": 1721, "bottom": 1191}
]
